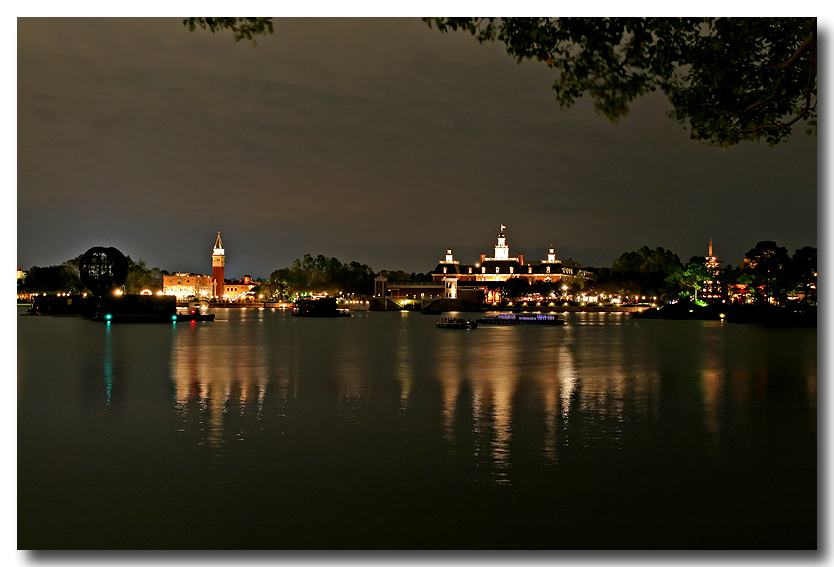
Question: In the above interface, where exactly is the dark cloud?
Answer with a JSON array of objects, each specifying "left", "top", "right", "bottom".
[{"left": 17, "top": 17, "right": 817, "bottom": 277}]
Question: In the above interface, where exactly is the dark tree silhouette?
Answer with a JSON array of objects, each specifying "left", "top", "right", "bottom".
[
  {"left": 743, "top": 241, "right": 791, "bottom": 305},
  {"left": 425, "top": 17, "right": 816, "bottom": 147}
]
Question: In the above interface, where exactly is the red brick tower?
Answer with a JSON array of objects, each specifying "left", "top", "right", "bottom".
[{"left": 212, "top": 231, "right": 225, "bottom": 300}]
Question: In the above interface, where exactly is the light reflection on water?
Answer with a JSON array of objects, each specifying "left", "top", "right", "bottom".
[
  {"left": 158, "top": 309, "right": 818, "bottom": 475},
  {"left": 18, "top": 307, "right": 817, "bottom": 549}
]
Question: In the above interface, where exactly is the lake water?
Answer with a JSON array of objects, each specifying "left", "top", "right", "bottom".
[{"left": 17, "top": 306, "right": 817, "bottom": 550}]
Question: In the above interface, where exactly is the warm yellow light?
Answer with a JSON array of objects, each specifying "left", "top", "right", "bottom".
[
  {"left": 140, "top": 289, "right": 152, "bottom": 295},
  {"left": 114, "top": 289, "right": 123, "bottom": 296}
]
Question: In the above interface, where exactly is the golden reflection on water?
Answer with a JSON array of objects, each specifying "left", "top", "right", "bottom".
[
  {"left": 395, "top": 320, "right": 414, "bottom": 412},
  {"left": 699, "top": 324, "right": 727, "bottom": 450},
  {"left": 467, "top": 330, "right": 517, "bottom": 477},
  {"left": 171, "top": 320, "right": 268, "bottom": 454},
  {"left": 161, "top": 311, "right": 816, "bottom": 479},
  {"left": 436, "top": 326, "right": 584, "bottom": 474}
]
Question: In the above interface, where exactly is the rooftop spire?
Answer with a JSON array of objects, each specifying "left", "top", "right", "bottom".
[{"left": 213, "top": 231, "right": 224, "bottom": 253}]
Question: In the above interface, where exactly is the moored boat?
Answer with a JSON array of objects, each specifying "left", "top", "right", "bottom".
[
  {"left": 478, "top": 312, "right": 564, "bottom": 325},
  {"left": 174, "top": 300, "right": 215, "bottom": 322},
  {"left": 173, "top": 309, "right": 215, "bottom": 322},
  {"left": 436, "top": 317, "right": 478, "bottom": 329},
  {"left": 292, "top": 298, "right": 352, "bottom": 317}
]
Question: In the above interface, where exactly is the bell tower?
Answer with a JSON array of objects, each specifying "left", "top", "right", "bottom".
[
  {"left": 212, "top": 231, "right": 225, "bottom": 300},
  {"left": 494, "top": 224, "right": 509, "bottom": 261}
]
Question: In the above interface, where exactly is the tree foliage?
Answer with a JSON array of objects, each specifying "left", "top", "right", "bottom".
[
  {"left": 124, "top": 257, "right": 167, "bottom": 294},
  {"left": 18, "top": 264, "right": 82, "bottom": 294},
  {"left": 424, "top": 17, "right": 817, "bottom": 147},
  {"left": 261, "top": 254, "right": 376, "bottom": 298},
  {"left": 602, "top": 245, "right": 683, "bottom": 301},
  {"left": 679, "top": 260, "right": 710, "bottom": 302},
  {"left": 789, "top": 246, "right": 817, "bottom": 304},
  {"left": 742, "top": 240, "right": 791, "bottom": 302},
  {"left": 500, "top": 277, "right": 530, "bottom": 301},
  {"left": 183, "top": 18, "right": 274, "bottom": 44},
  {"left": 19, "top": 255, "right": 166, "bottom": 295}
]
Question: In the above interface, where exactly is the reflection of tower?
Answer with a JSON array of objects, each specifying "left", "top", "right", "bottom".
[{"left": 212, "top": 231, "right": 225, "bottom": 300}]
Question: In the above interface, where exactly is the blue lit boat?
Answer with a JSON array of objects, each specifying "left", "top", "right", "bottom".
[{"left": 478, "top": 312, "right": 564, "bottom": 325}]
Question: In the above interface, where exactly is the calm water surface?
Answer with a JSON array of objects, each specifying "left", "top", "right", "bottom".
[{"left": 18, "top": 307, "right": 817, "bottom": 549}]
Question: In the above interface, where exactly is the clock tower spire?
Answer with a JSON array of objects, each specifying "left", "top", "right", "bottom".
[{"left": 212, "top": 231, "right": 225, "bottom": 300}]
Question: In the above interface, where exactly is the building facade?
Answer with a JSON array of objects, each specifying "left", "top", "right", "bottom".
[
  {"left": 223, "top": 275, "right": 260, "bottom": 302},
  {"left": 162, "top": 231, "right": 261, "bottom": 302},
  {"left": 374, "top": 225, "right": 591, "bottom": 306},
  {"left": 430, "top": 226, "right": 590, "bottom": 287},
  {"left": 162, "top": 273, "right": 214, "bottom": 300}
]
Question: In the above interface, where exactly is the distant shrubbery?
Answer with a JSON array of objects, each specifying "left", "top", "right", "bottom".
[
  {"left": 257, "top": 254, "right": 376, "bottom": 300},
  {"left": 18, "top": 255, "right": 167, "bottom": 296},
  {"left": 256, "top": 254, "right": 435, "bottom": 300},
  {"left": 583, "top": 242, "right": 816, "bottom": 306}
]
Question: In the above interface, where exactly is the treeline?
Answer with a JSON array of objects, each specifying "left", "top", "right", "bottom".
[
  {"left": 18, "top": 240, "right": 817, "bottom": 307},
  {"left": 18, "top": 255, "right": 167, "bottom": 296},
  {"left": 255, "top": 254, "right": 432, "bottom": 300},
  {"left": 582, "top": 241, "right": 817, "bottom": 305}
]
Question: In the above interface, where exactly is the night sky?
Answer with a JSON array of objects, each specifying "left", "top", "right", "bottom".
[{"left": 17, "top": 17, "right": 818, "bottom": 279}]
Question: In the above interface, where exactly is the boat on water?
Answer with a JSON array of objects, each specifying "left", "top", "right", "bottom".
[
  {"left": 436, "top": 317, "right": 478, "bottom": 329},
  {"left": 292, "top": 298, "right": 352, "bottom": 317},
  {"left": 174, "top": 300, "right": 215, "bottom": 322},
  {"left": 478, "top": 312, "right": 564, "bottom": 325},
  {"left": 173, "top": 309, "right": 215, "bottom": 322}
]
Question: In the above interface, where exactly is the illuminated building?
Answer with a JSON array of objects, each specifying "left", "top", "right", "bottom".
[
  {"left": 223, "top": 275, "right": 260, "bottom": 302},
  {"left": 702, "top": 238, "right": 723, "bottom": 303},
  {"left": 373, "top": 277, "right": 446, "bottom": 301},
  {"left": 373, "top": 226, "right": 590, "bottom": 307},
  {"left": 428, "top": 225, "right": 590, "bottom": 304},
  {"left": 162, "top": 273, "right": 214, "bottom": 300},
  {"left": 212, "top": 231, "right": 225, "bottom": 300},
  {"left": 163, "top": 232, "right": 259, "bottom": 301},
  {"left": 432, "top": 226, "right": 587, "bottom": 283}
]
